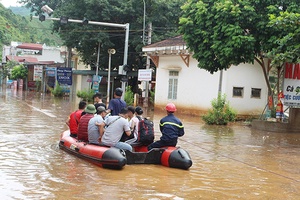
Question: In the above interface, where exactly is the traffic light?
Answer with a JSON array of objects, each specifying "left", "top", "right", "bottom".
[
  {"left": 82, "top": 18, "right": 89, "bottom": 25},
  {"left": 118, "top": 64, "right": 131, "bottom": 75},
  {"left": 60, "top": 16, "right": 69, "bottom": 25},
  {"left": 123, "top": 64, "right": 131, "bottom": 72},
  {"left": 39, "top": 14, "right": 46, "bottom": 22}
]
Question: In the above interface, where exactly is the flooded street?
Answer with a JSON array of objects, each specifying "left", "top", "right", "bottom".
[{"left": 1, "top": 89, "right": 300, "bottom": 199}]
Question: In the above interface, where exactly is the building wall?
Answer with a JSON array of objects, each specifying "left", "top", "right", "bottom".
[
  {"left": 223, "top": 63, "right": 268, "bottom": 115},
  {"left": 26, "top": 48, "right": 65, "bottom": 63},
  {"left": 70, "top": 56, "right": 92, "bottom": 98},
  {"left": 154, "top": 55, "right": 267, "bottom": 116}
]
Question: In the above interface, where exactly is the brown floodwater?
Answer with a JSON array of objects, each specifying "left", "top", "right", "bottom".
[{"left": 1, "top": 89, "right": 300, "bottom": 199}]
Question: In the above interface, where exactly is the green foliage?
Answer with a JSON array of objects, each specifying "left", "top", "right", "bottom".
[
  {"left": 76, "top": 89, "right": 94, "bottom": 103},
  {"left": 0, "top": 60, "right": 16, "bottom": 78},
  {"left": 21, "top": 0, "right": 185, "bottom": 70},
  {"left": 50, "top": 81, "right": 64, "bottom": 97},
  {"left": 0, "top": 5, "right": 62, "bottom": 48},
  {"left": 267, "top": 11, "right": 300, "bottom": 65},
  {"left": 35, "top": 80, "right": 41, "bottom": 92},
  {"left": 124, "top": 86, "right": 134, "bottom": 106},
  {"left": 10, "top": 64, "right": 28, "bottom": 80},
  {"left": 149, "top": 89, "right": 155, "bottom": 105},
  {"left": 179, "top": 0, "right": 300, "bottom": 98},
  {"left": 179, "top": 1, "right": 299, "bottom": 70},
  {"left": 202, "top": 94, "right": 236, "bottom": 125}
]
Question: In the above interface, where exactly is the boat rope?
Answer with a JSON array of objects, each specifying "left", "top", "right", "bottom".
[{"left": 178, "top": 137, "right": 300, "bottom": 183}]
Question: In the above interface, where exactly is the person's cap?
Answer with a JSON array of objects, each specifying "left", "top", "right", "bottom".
[
  {"left": 85, "top": 104, "right": 96, "bottom": 114},
  {"left": 135, "top": 106, "right": 143, "bottom": 115},
  {"left": 97, "top": 106, "right": 106, "bottom": 113}
]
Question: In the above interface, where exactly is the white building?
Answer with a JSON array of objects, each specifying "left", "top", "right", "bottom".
[
  {"left": 142, "top": 36, "right": 268, "bottom": 116},
  {"left": 4, "top": 42, "right": 65, "bottom": 64}
]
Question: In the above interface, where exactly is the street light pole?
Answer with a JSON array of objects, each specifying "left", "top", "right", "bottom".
[
  {"left": 107, "top": 49, "right": 116, "bottom": 105},
  {"left": 96, "top": 43, "right": 100, "bottom": 77},
  {"left": 32, "top": 15, "right": 130, "bottom": 99},
  {"left": 143, "top": 22, "right": 152, "bottom": 109},
  {"left": 142, "top": 0, "right": 146, "bottom": 45}
]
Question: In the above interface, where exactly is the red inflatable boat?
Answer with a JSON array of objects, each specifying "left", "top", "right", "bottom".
[
  {"left": 126, "top": 145, "right": 193, "bottom": 170},
  {"left": 59, "top": 130, "right": 126, "bottom": 169},
  {"left": 59, "top": 130, "right": 192, "bottom": 170}
]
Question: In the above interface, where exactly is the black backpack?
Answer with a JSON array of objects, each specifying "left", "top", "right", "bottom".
[{"left": 136, "top": 116, "right": 154, "bottom": 145}]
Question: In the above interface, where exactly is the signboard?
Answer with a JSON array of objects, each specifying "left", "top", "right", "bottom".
[
  {"left": 87, "top": 75, "right": 92, "bottom": 83},
  {"left": 46, "top": 67, "right": 56, "bottom": 77},
  {"left": 57, "top": 67, "right": 72, "bottom": 85},
  {"left": 33, "top": 65, "right": 43, "bottom": 81},
  {"left": 283, "top": 63, "right": 300, "bottom": 106},
  {"left": 92, "top": 75, "right": 102, "bottom": 92},
  {"left": 138, "top": 69, "right": 152, "bottom": 81}
]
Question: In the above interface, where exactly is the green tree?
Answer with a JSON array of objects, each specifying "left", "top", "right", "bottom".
[
  {"left": 124, "top": 86, "right": 134, "bottom": 106},
  {"left": 0, "top": 61, "right": 15, "bottom": 79},
  {"left": 0, "top": 4, "right": 62, "bottom": 48},
  {"left": 20, "top": 0, "right": 184, "bottom": 71},
  {"left": 267, "top": 11, "right": 300, "bottom": 65},
  {"left": 10, "top": 64, "right": 28, "bottom": 80},
  {"left": 179, "top": 0, "right": 300, "bottom": 98}
]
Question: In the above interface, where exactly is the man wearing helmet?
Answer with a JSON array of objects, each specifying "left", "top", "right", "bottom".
[
  {"left": 147, "top": 103, "right": 185, "bottom": 150},
  {"left": 107, "top": 87, "right": 127, "bottom": 116}
]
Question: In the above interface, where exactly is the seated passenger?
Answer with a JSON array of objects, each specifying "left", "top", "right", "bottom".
[
  {"left": 147, "top": 103, "right": 184, "bottom": 150},
  {"left": 88, "top": 106, "right": 107, "bottom": 145},
  {"left": 124, "top": 106, "right": 144, "bottom": 144},
  {"left": 77, "top": 104, "right": 96, "bottom": 142},
  {"left": 66, "top": 101, "right": 87, "bottom": 138},
  {"left": 93, "top": 92, "right": 106, "bottom": 109},
  {"left": 98, "top": 108, "right": 132, "bottom": 151}
]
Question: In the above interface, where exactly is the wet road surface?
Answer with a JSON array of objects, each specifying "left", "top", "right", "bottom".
[{"left": 1, "top": 89, "right": 300, "bottom": 199}]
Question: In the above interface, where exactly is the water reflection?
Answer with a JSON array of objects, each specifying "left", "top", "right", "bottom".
[{"left": 0, "top": 89, "right": 300, "bottom": 199}]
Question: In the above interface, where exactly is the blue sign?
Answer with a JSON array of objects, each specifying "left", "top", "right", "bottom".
[
  {"left": 46, "top": 67, "right": 56, "bottom": 77},
  {"left": 92, "top": 75, "right": 102, "bottom": 92},
  {"left": 57, "top": 67, "right": 72, "bottom": 85}
]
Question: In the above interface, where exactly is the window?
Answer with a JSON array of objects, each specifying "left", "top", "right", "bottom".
[
  {"left": 233, "top": 87, "right": 243, "bottom": 97},
  {"left": 168, "top": 71, "right": 179, "bottom": 100},
  {"left": 251, "top": 88, "right": 261, "bottom": 98}
]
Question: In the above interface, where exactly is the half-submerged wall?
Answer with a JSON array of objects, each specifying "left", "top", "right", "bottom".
[{"left": 251, "top": 108, "right": 300, "bottom": 133}]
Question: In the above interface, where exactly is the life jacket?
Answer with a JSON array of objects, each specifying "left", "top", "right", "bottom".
[
  {"left": 69, "top": 110, "right": 83, "bottom": 135},
  {"left": 77, "top": 114, "right": 94, "bottom": 142}
]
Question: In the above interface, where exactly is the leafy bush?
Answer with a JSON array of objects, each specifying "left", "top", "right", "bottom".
[
  {"left": 36, "top": 80, "right": 42, "bottom": 92},
  {"left": 202, "top": 94, "right": 236, "bottom": 125},
  {"left": 77, "top": 89, "right": 94, "bottom": 102},
  {"left": 10, "top": 64, "right": 28, "bottom": 80},
  {"left": 50, "top": 81, "right": 64, "bottom": 97},
  {"left": 149, "top": 89, "right": 155, "bottom": 105},
  {"left": 124, "top": 86, "right": 134, "bottom": 105}
]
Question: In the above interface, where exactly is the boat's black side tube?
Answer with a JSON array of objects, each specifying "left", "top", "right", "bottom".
[
  {"left": 168, "top": 148, "right": 193, "bottom": 170},
  {"left": 102, "top": 147, "right": 127, "bottom": 169}
]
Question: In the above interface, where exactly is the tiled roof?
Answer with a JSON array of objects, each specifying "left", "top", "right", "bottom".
[
  {"left": 144, "top": 35, "right": 185, "bottom": 48},
  {"left": 6, "top": 56, "right": 62, "bottom": 65},
  {"left": 6, "top": 55, "right": 39, "bottom": 63},
  {"left": 16, "top": 43, "right": 43, "bottom": 51}
]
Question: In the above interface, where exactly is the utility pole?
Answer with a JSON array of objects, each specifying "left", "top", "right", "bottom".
[
  {"left": 143, "top": 22, "right": 152, "bottom": 109},
  {"left": 33, "top": 15, "right": 129, "bottom": 99}
]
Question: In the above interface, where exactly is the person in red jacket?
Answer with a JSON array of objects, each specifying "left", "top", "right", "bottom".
[
  {"left": 66, "top": 101, "right": 87, "bottom": 138},
  {"left": 77, "top": 104, "right": 96, "bottom": 142}
]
